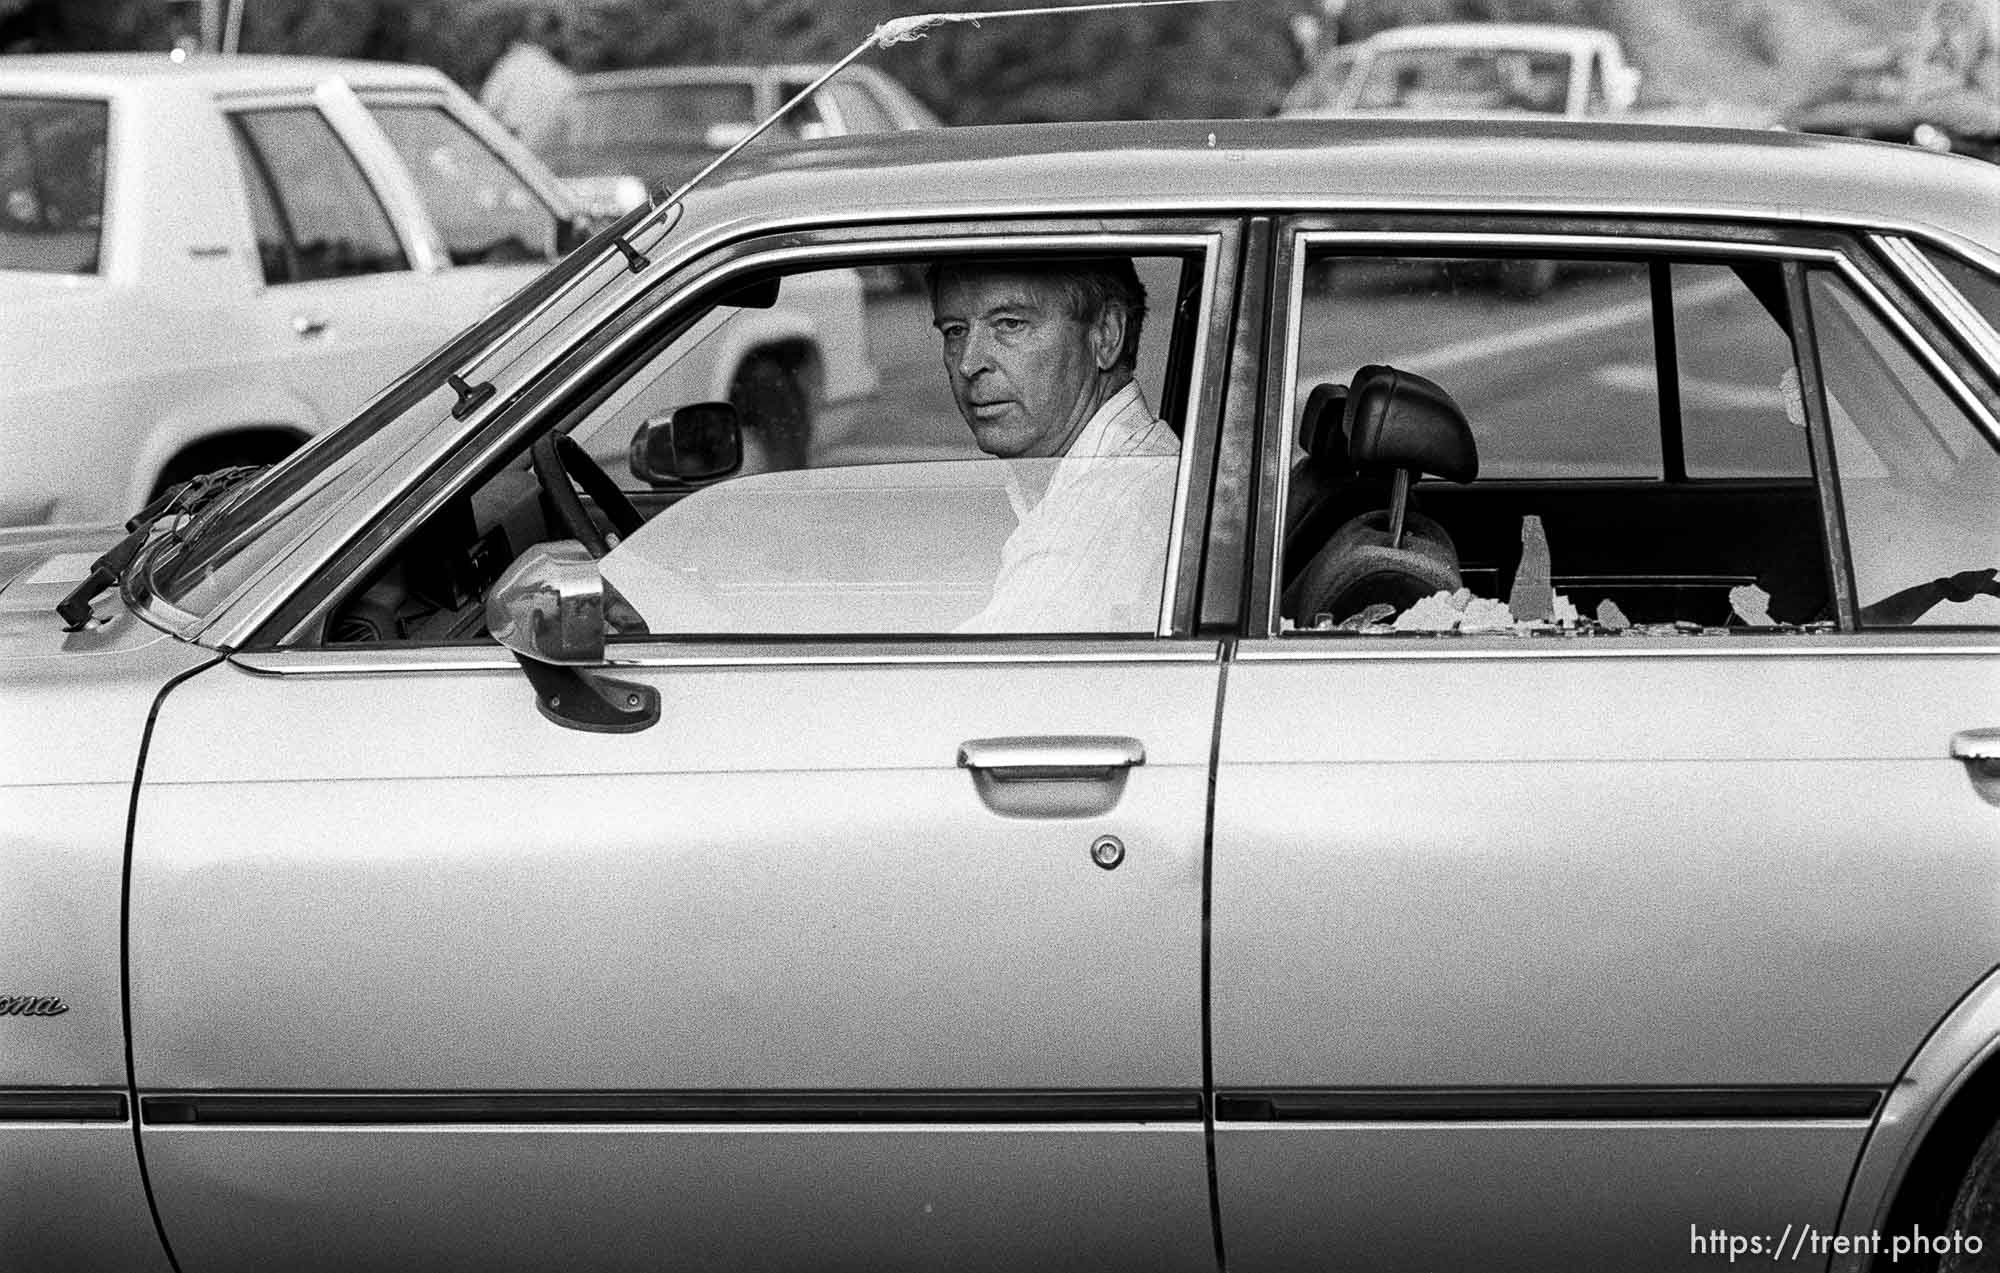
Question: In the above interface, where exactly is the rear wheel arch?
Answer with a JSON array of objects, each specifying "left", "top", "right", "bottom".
[
  {"left": 1838, "top": 965, "right": 2000, "bottom": 1272},
  {"left": 147, "top": 426, "right": 310, "bottom": 500},
  {"left": 1875, "top": 1055, "right": 2000, "bottom": 1271}
]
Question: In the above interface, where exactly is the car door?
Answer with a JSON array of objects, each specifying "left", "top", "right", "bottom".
[
  {"left": 1209, "top": 220, "right": 2000, "bottom": 1270},
  {"left": 126, "top": 224, "right": 1242, "bottom": 1272},
  {"left": 219, "top": 84, "right": 442, "bottom": 429}
]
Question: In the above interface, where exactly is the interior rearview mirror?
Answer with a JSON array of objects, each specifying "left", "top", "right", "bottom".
[{"left": 629, "top": 402, "right": 744, "bottom": 487}]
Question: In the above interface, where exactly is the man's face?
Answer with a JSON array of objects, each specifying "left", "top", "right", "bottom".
[{"left": 932, "top": 270, "right": 1106, "bottom": 459}]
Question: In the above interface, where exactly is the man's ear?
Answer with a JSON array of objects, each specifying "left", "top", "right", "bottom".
[{"left": 1089, "top": 303, "right": 1128, "bottom": 372}]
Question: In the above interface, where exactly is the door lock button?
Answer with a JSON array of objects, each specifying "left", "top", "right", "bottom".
[{"left": 1090, "top": 835, "right": 1125, "bottom": 870}]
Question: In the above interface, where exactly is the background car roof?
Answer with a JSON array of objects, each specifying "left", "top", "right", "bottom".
[
  {"left": 0, "top": 52, "right": 453, "bottom": 97},
  {"left": 1357, "top": 23, "right": 1624, "bottom": 52},
  {"left": 686, "top": 117, "right": 2000, "bottom": 260},
  {"left": 575, "top": 64, "right": 868, "bottom": 91}
]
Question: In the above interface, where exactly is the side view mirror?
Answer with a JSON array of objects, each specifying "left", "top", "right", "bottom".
[
  {"left": 485, "top": 541, "right": 659, "bottom": 733},
  {"left": 629, "top": 402, "right": 744, "bottom": 487},
  {"left": 487, "top": 539, "right": 608, "bottom": 665}
]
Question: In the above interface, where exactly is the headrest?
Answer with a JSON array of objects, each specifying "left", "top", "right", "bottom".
[
  {"left": 1343, "top": 364, "right": 1478, "bottom": 483},
  {"left": 1297, "top": 382, "right": 1350, "bottom": 473}
]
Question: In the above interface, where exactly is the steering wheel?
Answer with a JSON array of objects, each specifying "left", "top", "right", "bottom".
[{"left": 530, "top": 433, "right": 644, "bottom": 558}]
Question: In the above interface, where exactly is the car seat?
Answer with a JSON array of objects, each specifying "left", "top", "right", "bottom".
[
  {"left": 1281, "top": 381, "right": 1355, "bottom": 578},
  {"left": 1283, "top": 364, "right": 1479, "bottom": 623}
]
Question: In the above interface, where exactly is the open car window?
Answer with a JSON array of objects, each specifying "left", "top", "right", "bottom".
[
  {"left": 323, "top": 246, "right": 1205, "bottom": 645},
  {"left": 1277, "top": 237, "right": 1999, "bottom": 637}
]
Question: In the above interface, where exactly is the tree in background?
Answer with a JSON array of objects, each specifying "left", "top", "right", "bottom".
[{"left": 0, "top": 0, "right": 1931, "bottom": 127}]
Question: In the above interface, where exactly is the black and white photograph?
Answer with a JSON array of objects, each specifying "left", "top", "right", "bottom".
[{"left": 2, "top": 0, "right": 1998, "bottom": 1268}]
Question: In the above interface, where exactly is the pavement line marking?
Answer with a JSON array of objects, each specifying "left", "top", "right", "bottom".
[{"left": 1304, "top": 273, "right": 1740, "bottom": 385}]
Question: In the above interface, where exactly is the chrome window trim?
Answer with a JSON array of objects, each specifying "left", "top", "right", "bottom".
[
  {"left": 1234, "top": 636, "right": 1997, "bottom": 662},
  {"left": 232, "top": 642, "right": 1224, "bottom": 677},
  {"left": 636, "top": 195, "right": 2000, "bottom": 282},
  {"left": 453, "top": 203, "right": 685, "bottom": 386},
  {"left": 1261, "top": 228, "right": 2000, "bottom": 638},
  {"left": 1830, "top": 257, "right": 2000, "bottom": 449},
  {"left": 269, "top": 227, "right": 1226, "bottom": 649},
  {"left": 1873, "top": 232, "right": 2000, "bottom": 374}
]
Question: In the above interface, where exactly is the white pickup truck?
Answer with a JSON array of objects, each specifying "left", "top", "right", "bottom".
[{"left": 1281, "top": 22, "right": 1642, "bottom": 122}]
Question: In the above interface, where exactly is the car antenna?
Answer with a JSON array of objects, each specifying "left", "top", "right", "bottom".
[
  {"left": 450, "top": 0, "right": 1234, "bottom": 401},
  {"left": 637, "top": 0, "right": 1240, "bottom": 234}
]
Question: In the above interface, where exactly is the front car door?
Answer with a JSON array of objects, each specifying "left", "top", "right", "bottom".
[
  {"left": 126, "top": 220, "right": 1243, "bottom": 1272},
  {"left": 1211, "top": 216, "right": 2000, "bottom": 1269}
]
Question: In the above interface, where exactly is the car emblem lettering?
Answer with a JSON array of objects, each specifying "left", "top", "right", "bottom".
[{"left": 0, "top": 995, "right": 69, "bottom": 1017}]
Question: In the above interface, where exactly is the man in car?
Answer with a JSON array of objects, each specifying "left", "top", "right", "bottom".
[{"left": 927, "top": 256, "right": 1180, "bottom": 633}]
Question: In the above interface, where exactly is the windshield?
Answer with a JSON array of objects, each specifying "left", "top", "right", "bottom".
[
  {"left": 572, "top": 82, "right": 761, "bottom": 149},
  {"left": 0, "top": 95, "right": 109, "bottom": 274},
  {"left": 1355, "top": 47, "right": 1573, "bottom": 113},
  {"left": 142, "top": 200, "right": 661, "bottom": 621}
]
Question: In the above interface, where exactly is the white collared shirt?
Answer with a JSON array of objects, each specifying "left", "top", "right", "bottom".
[{"left": 958, "top": 382, "right": 1180, "bottom": 633}]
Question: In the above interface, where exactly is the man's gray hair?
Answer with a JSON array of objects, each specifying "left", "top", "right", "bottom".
[{"left": 925, "top": 257, "right": 1148, "bottom": 372}]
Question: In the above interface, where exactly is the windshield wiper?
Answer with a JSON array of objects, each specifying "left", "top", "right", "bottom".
[{"left": 56, "top": 465, "right": 266, "bottom": 631}]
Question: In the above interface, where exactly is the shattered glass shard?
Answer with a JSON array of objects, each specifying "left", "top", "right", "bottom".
[{"left": 1507, "top": 514, "right": 1555, "bottom": 621}]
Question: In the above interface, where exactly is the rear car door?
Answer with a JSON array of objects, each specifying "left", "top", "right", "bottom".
[
  {"left": 127, "top": 222, "right": 1241, "bottom": 1272},
  {"left": 220, "top": 86, "right": 438, "bottom": 428},
  {"left": 1210, "top": 218, "right": 2000, "bottom": 1270}
]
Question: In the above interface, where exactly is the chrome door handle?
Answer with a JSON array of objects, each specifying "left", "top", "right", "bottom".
[
  {"left": 956, "top": 735, "right": 1144, "bottom": 782},
  {"left": 292, "top": 313, "right": 328, "bottom": 338}
]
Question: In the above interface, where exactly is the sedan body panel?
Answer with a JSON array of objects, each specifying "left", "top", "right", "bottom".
[
  {"left": 145, "top": 1124, "right": 1211, "bottom": 1273},
  {"left": 1215, "top": 1121, "right": 1861, "bottom": 1272},
  {"left": 129, "top": 645, "right": 1218, "bottom": 1266},
  {"left": 1210, "top": 639, "right": 1999, "bottom": 1265},
  {"left": 0, "top": 1123, "right": 176, "bottom": 1272}
]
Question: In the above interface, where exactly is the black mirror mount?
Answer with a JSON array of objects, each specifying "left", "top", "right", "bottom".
[{"left": 629, "top": 402, "right": 745, "bottom": 487}]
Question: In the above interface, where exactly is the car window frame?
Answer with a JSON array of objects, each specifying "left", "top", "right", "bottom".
[
  {"left": 362, "top": 97, "right": 563, "bottom": 267},
  {"left": 0, "top": 91, "right": 112, "bottom": 276},
  {"left": 220, "top": 102, "right": 413, "bottom": 285},
  {"left": 244, "top": 215, "right": 1245, "bottom": 651},
  {"left": 1873, "top": 233, "right": 2000, "bottom": 376},
  {"left": 1252, "top": 214, "right": 2000, "bottom": 641}
]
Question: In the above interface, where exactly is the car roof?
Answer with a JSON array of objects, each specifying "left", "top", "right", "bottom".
[
  {"left": 0, "top": 52, "right": 452, "bottom": 97},
  {"left": 576, "top": 64, "right": 858, "bottom": 92},
  {"left": 1358, "top": 23, "right": 1621, "bottom": 52},
  {"left": 684, "top": 117, "right": 2000, "bottom": 259}
]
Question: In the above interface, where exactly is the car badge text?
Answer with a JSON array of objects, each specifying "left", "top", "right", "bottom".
[{"left": 0, "top": 996, "right": 70, "bottom": 1017}]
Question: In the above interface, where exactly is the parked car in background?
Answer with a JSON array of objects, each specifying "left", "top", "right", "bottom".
[
  {"left": 1280, "top": 24, "right": 1644, "bottom": 296},
  {"left": 0, "top": 53, "right": 593, "bottom": 528},
  {"left": 0, "top": 53, "right": 866, "bottom": 528},
  {"left": 4, "top": 112, "right": 1998, "bottom": 1271},
  {"left": 1281, "top": 22, "right": 1641, "bottom": 122},
  {"left": 1786, "top": 46, "right": 2000, "bottom": 164},
  {"left": 532, "top": 63, "right": 941, "bottom": 218}
]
